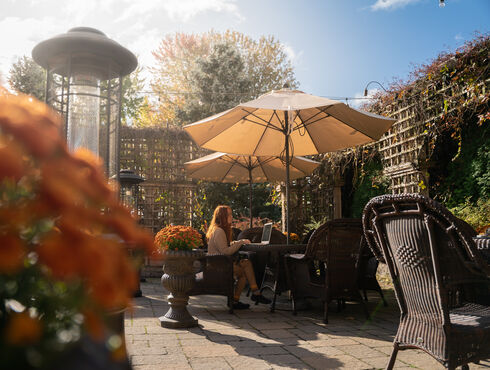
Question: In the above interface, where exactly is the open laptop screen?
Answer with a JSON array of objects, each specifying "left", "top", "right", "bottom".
[{"left": 261, "top": 223, "right": 273, "bottom": 244}]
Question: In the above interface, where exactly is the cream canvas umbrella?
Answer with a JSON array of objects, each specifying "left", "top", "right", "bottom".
[
  {"left": 184, "top": 152, "right": 320, "bottom": 228},
  {"left": 184, "top": 89, "right": 396, "bottom": 242}
]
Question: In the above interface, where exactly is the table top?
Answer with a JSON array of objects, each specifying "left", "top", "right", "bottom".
[{"left": 241, "top": 243, "right": 307, "bottom": 253}]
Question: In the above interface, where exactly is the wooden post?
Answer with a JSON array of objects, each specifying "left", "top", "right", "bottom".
[{"left": 333, "top": 168, "right": 343, "bottom": 220}]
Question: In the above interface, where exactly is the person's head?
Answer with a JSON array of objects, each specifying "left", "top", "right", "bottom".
[{"left": 206, "top": 205, "right": 232, "bottom": 244}]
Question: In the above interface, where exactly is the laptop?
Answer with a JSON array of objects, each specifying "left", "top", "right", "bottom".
[{"left": 258, "top": 222, "right": 273, "bottom": 245}]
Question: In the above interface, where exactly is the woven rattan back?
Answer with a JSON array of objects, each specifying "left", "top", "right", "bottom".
[
  {"left": 324, "top": 219, "right": 363, "bottom": 295},
  {"left": 363, "top": 194, "right": 487, "bottom": 322}
]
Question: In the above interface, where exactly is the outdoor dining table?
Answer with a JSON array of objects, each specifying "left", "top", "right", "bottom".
[{"left": 240, "top": 243, "right": 307, "bottom": 312}]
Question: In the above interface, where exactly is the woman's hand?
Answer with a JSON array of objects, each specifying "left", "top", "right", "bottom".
[{"left": 241, "top": 239, "right": 251, "bottom": 245}]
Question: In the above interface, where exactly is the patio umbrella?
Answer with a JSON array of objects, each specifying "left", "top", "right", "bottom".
[
  {"left": 183, "top": 88, "right": 396, "bottom": 242},
  {"left": 184, "top": 152, "right": 320, "bottom": 228}
]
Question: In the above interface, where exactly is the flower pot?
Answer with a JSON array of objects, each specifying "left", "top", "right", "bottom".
[{"left": 159, "top": 249, "right": 204, "bottom": 328}]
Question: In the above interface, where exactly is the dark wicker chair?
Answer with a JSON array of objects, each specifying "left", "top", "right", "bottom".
[
  {"left": 188, "top": 255, "right": 235, "bottom": 313},
  {"left": 363, "top": 194, "right": 490, "bottom": 370},
  {"left": 357, "top": 237, "right": 387, "bottom": 306},
  {"left": 284, "top": 219, "right": 369, "bottom": 323}
]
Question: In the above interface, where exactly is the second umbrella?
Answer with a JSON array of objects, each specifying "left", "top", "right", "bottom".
[{"left": 184, "top": 152, "right": 320, "bottom": 228}]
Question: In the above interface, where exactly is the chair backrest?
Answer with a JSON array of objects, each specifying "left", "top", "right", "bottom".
[
  {"left": 231, "top": 227, "right": 242, "bottom": 241},
  {"left": 362, "top": 194, "right": 488, "bottom": 322},
  {"left": 236, "top": 227, "right": 286, "bottom": 244},
  {"left": 305, "top": 219, "right": 362, "bottom": 261}
]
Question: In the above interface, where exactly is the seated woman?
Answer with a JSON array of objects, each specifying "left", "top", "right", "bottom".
[{"left": 206, "top": 205, "right": 271, "bottom": 309}]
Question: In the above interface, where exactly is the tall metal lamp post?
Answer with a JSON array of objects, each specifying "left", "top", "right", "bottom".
[{"left": 32, "top": 27, "right": 137, "bottom": 180}]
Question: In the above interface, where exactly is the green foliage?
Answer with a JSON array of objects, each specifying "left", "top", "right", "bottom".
[
  {"left": 435, "top": 121, "right": 489, "bottom": 207},
  {"left": 348, "top": 159, "right": 389, "bottom": 218},
  {"left": 449, "top": 197, "right": 490, "bottom": 230},
  {"left": 176, "top": 42, "right": 251, "bottom": 124},
  {"left": 121, "top": 67, "right": 145, "bottom": 126},
  {"left": 192, "top": 181, "right": 280, "bottom": 230},
  {"left": 8, "top": 56, "right": 45, "bottom": 101},
  {"left": 303, "top": 215, "right": 327, "bottom": 233}
]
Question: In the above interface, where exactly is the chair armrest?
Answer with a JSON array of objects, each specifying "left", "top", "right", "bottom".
[{"left": 285, "top": 253, "right": 306, "bottom": 260}]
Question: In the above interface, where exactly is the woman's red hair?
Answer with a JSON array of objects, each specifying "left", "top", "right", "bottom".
[{"left": 206, "top": 205, "right": 232, "bottom": 245}]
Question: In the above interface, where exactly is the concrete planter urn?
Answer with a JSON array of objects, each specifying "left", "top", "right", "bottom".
[{"left": 159, "top": 249, "right": 204, "bottom": 328}]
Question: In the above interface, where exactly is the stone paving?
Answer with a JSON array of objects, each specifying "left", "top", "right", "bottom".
[{"left": 125, "top": 279, "right": 489, "bottom": 370}]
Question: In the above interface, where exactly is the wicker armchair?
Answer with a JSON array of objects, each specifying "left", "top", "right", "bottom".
[
  {"left": 363, "top": 194, "right": 490, "bottom": 370},
  {"left": 188, "top": 255, "right": 235, "bottom": 313},
  {"left": 284, "top": 219, "right": 369, "bottom": 323},
  {"left": 357, "top": 237, "right": 387, "bottom": 306}
]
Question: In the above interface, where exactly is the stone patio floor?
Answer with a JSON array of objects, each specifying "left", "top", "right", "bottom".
[{"left": 125, "top": 279, "right": 489, "bottom": 370}]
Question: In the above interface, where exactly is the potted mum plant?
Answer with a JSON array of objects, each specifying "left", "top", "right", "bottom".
[
  {"left": 154, "top": 225, "right": 203, "bottom": 328},
  {"left": 0, "top": 93, "right": 154, "bottom": 369}
]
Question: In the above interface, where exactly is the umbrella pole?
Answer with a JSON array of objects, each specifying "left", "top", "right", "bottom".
[
  {"left": 248, "top": 165, "right": 253, "bottom": 229},
  {"left": 284, "top": 113, "right": 290, "bottom": 245}
]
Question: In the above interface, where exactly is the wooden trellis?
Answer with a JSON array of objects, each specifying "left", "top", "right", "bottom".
[
  {"left": 120, "top": 126, "right": 208, "bottom": 233},
  {"left": 378, "top": 77, "right": 489, "bottom": 194}
]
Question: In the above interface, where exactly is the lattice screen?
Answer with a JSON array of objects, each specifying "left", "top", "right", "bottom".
[
  {"left": 120, "top": 126, "right": 208, "bottom": 234},
  {"left": 378, "top": 77, "right": 489, "bottom": 194}
]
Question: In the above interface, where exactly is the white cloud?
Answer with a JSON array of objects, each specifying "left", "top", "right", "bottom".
[
  {"left": 115, "top": 0, "right": 242, "bottom": 24},
  {"left": 282, "top": 43, "right": 303, "bottom": 67},
  {"left": 0, "top": 17, "right": 67, "bottom": 84},
  {"left": 349, "top": 89, "right": 378, "bottom": 109},
  {"left": 370, "top": 0, "right": 421, "bottom": 11},
  {"left": 454, "top": 33, "right": 463, "bottom": 41}
]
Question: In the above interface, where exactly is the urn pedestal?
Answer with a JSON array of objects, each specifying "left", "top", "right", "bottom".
[{"left": 159, "top": 250, "right": 204, "bottom": 328}]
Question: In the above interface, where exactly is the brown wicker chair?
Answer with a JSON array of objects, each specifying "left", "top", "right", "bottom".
[
  {"left": 188, "top": 255, "right": 235, "bottom": 313},
  {"left": 284, "top": 219, "right": 369, "bottom": 323},
  {"left": 363, "top": 194, "right": 490, "bottom": 370},
  {"left": 357, "top": 237, "right": 387, "bottom": 306}
]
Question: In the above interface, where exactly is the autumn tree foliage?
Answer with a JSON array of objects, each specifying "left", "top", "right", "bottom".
[
  {"left": 145, "top": 30, "right": 298, "bottom": 127},
  {"left": 8, "top": 56, "right": 45, "bottom": 101},
  {"left": 175, "top": 41, "right": 252, "bottom": 124}
]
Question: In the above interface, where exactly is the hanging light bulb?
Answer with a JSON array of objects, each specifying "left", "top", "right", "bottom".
[{"left": 439, "top": 0, "right": 445, "bottom": 8}]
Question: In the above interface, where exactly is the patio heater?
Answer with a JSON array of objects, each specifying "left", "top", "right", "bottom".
[{"left": 32, "top": 27, "right": 137, "bottom": 181}]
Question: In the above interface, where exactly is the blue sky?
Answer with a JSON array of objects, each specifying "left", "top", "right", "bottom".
[{"left": 1, "top": 0, "right": 488, "bottom": 104}]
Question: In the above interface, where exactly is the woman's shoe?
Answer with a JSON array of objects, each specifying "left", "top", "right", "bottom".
[
  {"left": 232, "top": 301, "right": 250, "bottom": 309},
  {"left": 251, "top": 294, "right": 271, "bottom": 305}
]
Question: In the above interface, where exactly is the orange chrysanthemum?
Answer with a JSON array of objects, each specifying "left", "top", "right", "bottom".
[
  {"left": 0, "top": 234, "right": 26, "bottom": 274},
  {"left": 5, "top": 311, "right": 43, "bottom": 346}
]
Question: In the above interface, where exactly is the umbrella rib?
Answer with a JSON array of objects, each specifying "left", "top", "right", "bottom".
[
  {"left": 291, "top": 107, "right": 331, "bottom": 132},
  {"left": 241, "top": 108, "right": 283, "bottom": 132},
  {"left": 252, "top": 112, "right": 276, "bottom": 156},
  {"left": 294, "top": 111, "right": 323, "bottom": 155},
  {"left": 257, "top": 157, "right": 272, "bottom": 182},
  {"left": 219, "top": 157, "right": 236, "bottom": 182}
]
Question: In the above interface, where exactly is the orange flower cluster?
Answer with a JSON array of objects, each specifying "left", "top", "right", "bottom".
[
  {"left": 0, "top": 93, "right": 155, "bottom": 345},
  {"left": 154, "top": 225, "right": 203, "bottom": 252},
  {"left": 283, "top": 231, "right": 300, "bottom": 242}
]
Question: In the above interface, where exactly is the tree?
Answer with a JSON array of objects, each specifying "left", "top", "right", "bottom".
[
  {"left": 120, "top": 66, "right": 145, "bottom": 126},
  {"left": 149, "top": 30, "right": 298, "bottom": 127},
  {"left": 176, "top": 41, "right": 251, "bottom": 124},
  {"left": 8, "top": 56, "right": 45, "bottom": 101}
]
